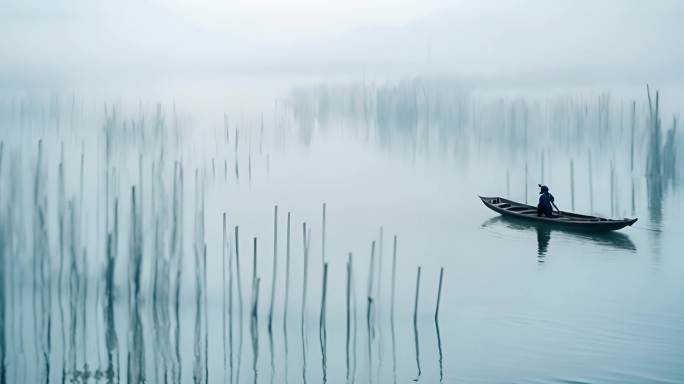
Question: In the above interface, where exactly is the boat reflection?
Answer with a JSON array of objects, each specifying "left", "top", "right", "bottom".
[{"left": 481, "top": 216, "right": 637, "bottom": 257}]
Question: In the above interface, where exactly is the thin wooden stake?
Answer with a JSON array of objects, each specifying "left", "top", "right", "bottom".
[
  {"left": 235, "top": 226, "right": 243, "bottom": 325},
  {"left": 222, "top": 212, "right": 228, "bottom": 373},
  {"left": 588, "top": 149, "right": 594, "bottom": 213},
  {"left": 321, "top": 203, "right": 326, "bottom": 265},
  {"left": 251, "top": 237, "right": 258, "bottom": 322},
  {"left": 525, "top": 162, "right": 527, "bottom": 204},
  {"left": 283, "top": 212, "right": 291, "bottom": 331},
  {"left": 390, "top": 236, "right": 397, "bottom": 323},
  {"left": 434, "top": 267, "right": 444, "bottom": 323},
  {"left": 366, "top": 241, "right": 376, "bottom": 338},
  {"left": 345, "top": 253, "right": 352, "bottom": 381},
  {"left": 570, "top": 159, "right": 575, "bottom": 212},
  {"left": 301, "top": 223, "right": 310, "bottom": 327},
  {"left": 413, "top": 267, "right": 422, "bottom": 323},
  {"left": 413, "top": 266, "right": 422, "bottom": 379},
  {"left": 268, "top": 205, "right": 278, "bottom": 333}
]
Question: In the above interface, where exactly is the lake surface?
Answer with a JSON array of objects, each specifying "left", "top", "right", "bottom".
[{"left": 0, "top": 82, "right": 683, "bottom": 383}]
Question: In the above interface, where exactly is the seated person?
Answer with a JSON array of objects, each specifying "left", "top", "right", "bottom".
[{"left": 537, "top": 184, "right": 558, "bottom": 217}]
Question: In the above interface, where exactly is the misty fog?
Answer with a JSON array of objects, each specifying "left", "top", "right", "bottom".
[{"left": 1, "top": 1, "right": 683, "bottom": 383}]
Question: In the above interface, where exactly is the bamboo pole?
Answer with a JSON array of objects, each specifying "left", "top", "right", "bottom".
[
  {"left": 376, "top": 227, "right": 384, "bottom": 304},
  {"left": 300, "top": 222, "right": 311, "bottom": 383},
  {"left": 252, "top": 237, "right": 257, "bottom": 319},
  {"left": 630, "top": 100, "right": 636, "bottom": 216},
  {"left": 222, "top": 212, "right": 228, "bottom": 374},
  {"left": 610, "top": 160, "right": 615, "bottom": 216},
  {"left": 234, "top": 226, "right": 243, "bottom": 328},
  {"left": 630, "top": 101, "right": 636, "bottom": 174},
  {"left": 390, "top": 235, "right": 397, "bottom": 323},
  {"left": 413, "top": 266, "right": 422, "bottom": 379},
  {"left": 525, "top": 162, "right": 528, "bottom": 204},
  {"left": 366, "top": 241, "right": 376, "bottom": 383},
  {"left": 588, "top": 149, "right": 594, "bottom": 213},
  {"left": 319, "top": 262, "right": 329, "bottom": 381},
  {"left": 506, "top": 168, "right": 510, "bottom": 197},
  {"left": 268, "top": 205, "right": 278, "bottom": 333},
  {"left": 413, "top": 267, "right": 421, "bottom": 323},
  {"left": 540, "top": 150, "right": 545, "bottom": 184},
  {"left": 250, "top": 277, "right": 260, "bottom": 383},
  {"left": 375, "top": 227, "right": 384, "bottom": 380},
  {"left": 301, "top": 223, "right": 310, "bottom": 328},
  {"left": 570, "top": 159, "right": 575, "bottom": 211},
  {"left": 283, "top": 212, "right": 291, "bottom": 332},
  {"left": 203, "top": 244, "right": 209, "bottom": 383},
  {"left": 547, "top": 148, "right": 552, "bottom": 184},
  {"left": 366, "top": 241, "right": 376, "bottom": 339},
  {"left": 228, "top": 215, "right": 234, "bottom": 383},
  {"left": 234, "top": 128, "right": 239, "bottom": 180},
  {"left": 434, "top": 267, "right": 444, "bottom": 323},
  {"left": 345, "top": 253, "right": 352, "bottom": 381},
  {"left": 321, "top": 203, "right": 326, "bottom": 265},
  {"left": 319, "top": 263, "right": 329, "bottom": 331}
]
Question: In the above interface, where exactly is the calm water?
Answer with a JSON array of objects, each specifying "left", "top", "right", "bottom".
[{"left": 0, "top": 84, "right": 683, "bottom": 383}]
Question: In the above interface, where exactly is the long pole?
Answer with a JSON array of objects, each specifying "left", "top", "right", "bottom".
[
  {"left": 345, "top": 253, "right": 352, "bottom": 381},
  {"left": 222, "top": 213, "right": 228, "bottom": 374},
  {"left": 319, "top": 262, "right": 329, "bottom": 381},
  {"left": 434, "top": 267, "right": 444, "bottom": 323},
  {"left": 525, "top": 162, "right": 527, "bottom": 204},
  {"left": 234, "top": 226, "right": 243, "bottom": 330},
  {"left": 588, "top": 149, "right": 594, "bottom": 213},
  {"left": 268, "top": 206, "right": 278, "bottom": 333},
  {"left": 413, "top": 266, "right": 422, "bottom": 379},
  {"left": 366, "top": 241, "right": 376, "bottom": 383},
  {"left": 252, "top": 237, "right": 257, "bottom": 319},
  {"left": 390, "top": 236, "right": 397, "bottom": 321},
  {"left": 321, "top": 203, "right": 326, "bottom": 265},
  {"left": 301, "top": 223, "right": 310, "bottom": 330},
  {"left": 570, "top": 159, "right": 575, "bottom": 212},
  {"left": 283, "top": 212, "right": 291, "bottom": 332}
]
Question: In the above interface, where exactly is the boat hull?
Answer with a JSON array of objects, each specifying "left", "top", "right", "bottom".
[{"left": 479, "top": 196, "right": 637, "bottom": 232}]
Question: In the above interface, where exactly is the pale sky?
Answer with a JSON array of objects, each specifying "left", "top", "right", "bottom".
[{"left": 1, "top": 0, "right": 683, "bottom": 85}]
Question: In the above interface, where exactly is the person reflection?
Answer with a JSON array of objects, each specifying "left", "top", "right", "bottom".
[{"left": 536, "top": 225, "right": 551, "bottom": 260}]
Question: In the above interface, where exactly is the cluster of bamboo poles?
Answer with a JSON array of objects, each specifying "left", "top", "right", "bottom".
[
  {"left": 217, "top": 203, "right": 446, "bottom": 383},
  {"left": 505, "top": 87, "right": 677, "bottom": 218},
  {"left": 1, "top": 128, "right": 453, "bottom": 383},
  {"left": 0, "top": 99, "right": 456, "bottom": 383},
  {"left": 285, "top": 82, "right": 678, "bottom": 219},
  {"left": 0, "top": 138, "right": 450, "bottom": 384}
]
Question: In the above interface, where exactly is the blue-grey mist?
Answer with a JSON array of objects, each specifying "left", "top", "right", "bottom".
[{"left": 1, "top": 1, "right": 684, "bottom": 383}]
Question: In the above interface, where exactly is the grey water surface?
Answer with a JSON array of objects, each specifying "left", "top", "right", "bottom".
[{"left": 0, "top": 82, "right": 683, "bottom": 384}]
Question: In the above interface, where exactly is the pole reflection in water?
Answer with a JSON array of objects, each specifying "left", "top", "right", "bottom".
[
  {"left": 319, "top": 263, "right": 328, "bottom": 384},
  {"left": 301, "top": 223, "right": 311, "bottom": 384},
  {"left": 345, "top": 253, "right": 352, "bottom": 383},
  {"left": 435, "top": 320, "right": 443, "bottom": 383},
  {"left": 412, "top": 267, "right": 422, "bottom": 381},
  {"left": 0, "top": 142, "right": 6, "bottom": 384},
  {"left": 250, "top": 238, "right": 260, "bottom": 384},
  {"left": 435, "top": 267, "right": 444, "bottom": 383},
  {"left": 128, "top": 186, "right": 145, "bottom": 384}
]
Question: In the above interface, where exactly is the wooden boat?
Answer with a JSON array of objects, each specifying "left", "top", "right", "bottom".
[{"left": 479, "top": 196, "right": 637, "bottom": 232}]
